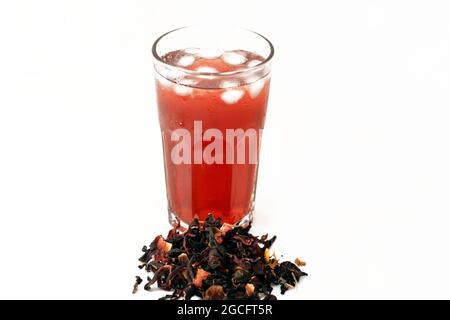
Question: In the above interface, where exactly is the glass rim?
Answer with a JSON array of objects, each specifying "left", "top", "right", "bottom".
[{"left": 151, "top": 26, "right": 274, "bottom": 77}]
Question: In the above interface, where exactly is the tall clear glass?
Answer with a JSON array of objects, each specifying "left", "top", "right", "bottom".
[{"left": 152, "top": 26, "right": 273, "bottom": 228}]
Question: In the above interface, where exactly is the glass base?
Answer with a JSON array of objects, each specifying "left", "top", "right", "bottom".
[{"left": 168, "top": 209, "right": 254, "bottom": 231}]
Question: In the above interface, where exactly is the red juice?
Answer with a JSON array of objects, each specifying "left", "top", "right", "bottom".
[{"left": 156, "top": 49, "right": 270, "bottom": 225}]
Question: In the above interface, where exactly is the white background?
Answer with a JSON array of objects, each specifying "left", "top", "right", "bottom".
[{"left": 0, "top": 0, "right": 449, "bottom": 299}]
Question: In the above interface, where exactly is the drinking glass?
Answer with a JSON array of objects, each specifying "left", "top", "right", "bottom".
[{"left": 152, "top": 26, "right": 273, "bottom": 228}]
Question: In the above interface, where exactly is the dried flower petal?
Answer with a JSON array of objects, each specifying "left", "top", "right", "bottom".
[
  {"left": 204, "top": 285, "right": 226, "bottom": 300},
  {"left": 193, "top": 268, "right": 210, "bottom": 288},
  {"left": 245, "top": 283, "right": 255, "bottom": 296},
  {"left": 132, "top": 276, "right": 143, "bottom": 294},
  {"left": 178, "top": 253, "right": 189, "bottom": 265},
  {"left": 156, "top": 235, "right": 172, "bottom": 252},
  {"left": 264, "top": 248, "right": 270, "bottom": 263},
  {"left": 220, "top": 223, "right": 233, "bottom": 234},
  {"left": 295, "top": 257, "right": 306, "bottom": 267}
]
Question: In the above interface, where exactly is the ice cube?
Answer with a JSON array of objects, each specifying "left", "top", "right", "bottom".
[
  {"left": 247, "top": 59, "right": 262, "bottom": 67},
  {"left": 248, "top": 79, "right": 265, "bottom": 98},
  {"left": 198, "top": 48, "right": 224, "bottom": 59},
  {"left": 219, "top": 80, "right": 240, "bottom": 89},
  {"left": 156, "top": 74, "right": 172, "bottom": 88},
  {"left": 173, "top": 78, "right": 195, "bottom": 96},
  {"left": 174, "top": 84, "right": 193, "bottom": 96},
  {"left": 221, "top": 90, "right": 244, "bottom": 104},
  {"left": 184, "top": 47, "right": 200, "bottom": 54},
  {"left": 196, "top": 66, "right": 218, "bottom": 73},
  {"left": 177, "top": 55, "right": 195, "bottom": 67},
  {"left": 222, "top": 52, "right": 247, "bottom": 65}
]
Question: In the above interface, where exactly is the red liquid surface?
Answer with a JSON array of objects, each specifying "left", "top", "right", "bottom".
[{"left": 156, "top": 50, "right": 270, "bottom": 224}]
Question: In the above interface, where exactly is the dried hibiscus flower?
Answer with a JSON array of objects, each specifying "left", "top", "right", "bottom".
[{"left": 133, "top": 214, "right": 307, "bottom": 300}]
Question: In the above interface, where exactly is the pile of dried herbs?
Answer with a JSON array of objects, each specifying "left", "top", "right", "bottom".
[{"left": 133, "top": 214, "right": 307, "bottom": 300}]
